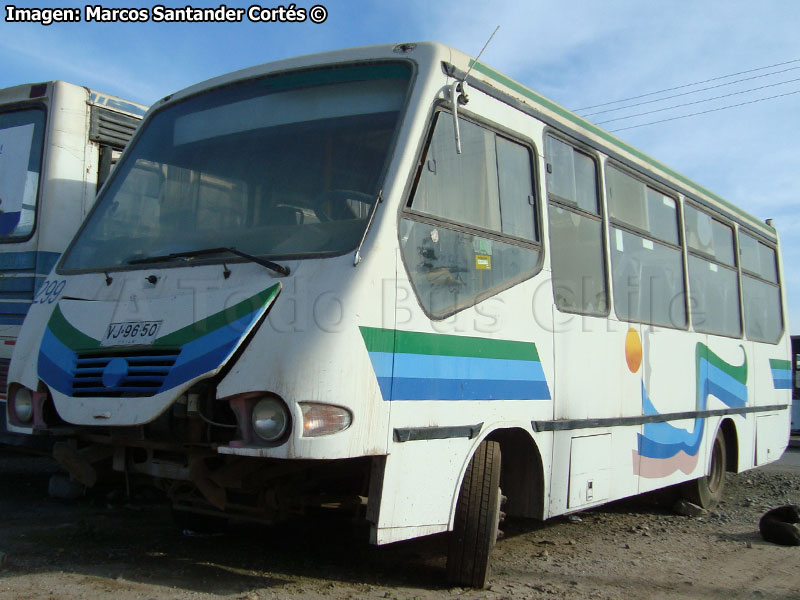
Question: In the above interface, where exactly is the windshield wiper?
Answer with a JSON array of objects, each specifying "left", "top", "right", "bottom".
[{"left": 128, "top": 247, "right": 290, "bottom": 276}]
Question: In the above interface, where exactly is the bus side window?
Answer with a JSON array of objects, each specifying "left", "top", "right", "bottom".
[
  {"left": 545, "top": 136, "right": 607, "bottom": 315},
  {"left": 606, "top": 165, "right": 686, "bottom": 328},
  {"left": 739, "top": 231, "right": 782, "bottom": 343},
  {"left": 684, "top": 204, "right": 741, "bottom": 337},
  {"left": 401, "top": 112, "right": 540, "bottom": 318},
  {"left": 0, "top": 108, "right": 45, "bottom": 239}
]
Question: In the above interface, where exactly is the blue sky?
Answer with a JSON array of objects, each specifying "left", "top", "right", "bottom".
[{"left": 2, "top": 0, "right": 799, "bottom": 333}]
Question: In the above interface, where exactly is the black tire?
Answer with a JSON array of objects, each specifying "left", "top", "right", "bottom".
[
  {"left": 446, "top": 440, "right": 502, "bottom": 589},
  {"left": 682, "top": 428, "right": 726, "bottom": 509}
]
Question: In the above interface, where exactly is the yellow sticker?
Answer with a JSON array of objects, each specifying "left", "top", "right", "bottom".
[{"left": 475, "top": 254, "right": 492, "bottom": 270}]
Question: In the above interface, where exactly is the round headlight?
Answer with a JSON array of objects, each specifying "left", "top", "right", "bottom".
[
  {"left": 14, "top": 387, "right": 34, "bottom": 424},
  {"left": 252, "top": 397, "right": 289, "bottom": 442}
]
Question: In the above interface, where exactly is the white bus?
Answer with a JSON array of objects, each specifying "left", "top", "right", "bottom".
[
  {"left": 0, "top": 81, "right": 145, "bottom": 441},
  {"left": 5, "top": 44, "right": 791, "bottom": 587}
]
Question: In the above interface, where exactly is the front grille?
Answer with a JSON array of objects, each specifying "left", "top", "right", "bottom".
[{"left": 71, "top": 349, "right": 180, "bottom": 397}]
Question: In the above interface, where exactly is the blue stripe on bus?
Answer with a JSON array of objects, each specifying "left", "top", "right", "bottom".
[
  {"left": 0, "top": 251, "right": 60, "bottom": 273},
  {"left": 392, "top": 353, "right": 548, "bottom": 381},
  {"left": 392, "top": 377, "right": 551, "bottom": 401},
  {"left": 36, "top": 328, "right": 77, "bottom": 395},
  {"left": 0, "top": 252, "right": 61, "bottom": 318},
  {"left": 0, "top": 278, "right": 37, "bottom": 293},
  {"left": 0, "top": 302, "right": 32, "bottom": 315},
  {"left": 368, "top": 352, "right": 394, "bottom": 379},
  {"left": 0, "top": 316, "right": 25, "bottom": 325},
  {"left": 771, "top": 368, "right": 792, "bottom": 390},
  {"left": 366, "top": 350, "right": 550, "bottom": 401},
  {"left": 159, "top": 310, "right": 263, "bottom": 391}
]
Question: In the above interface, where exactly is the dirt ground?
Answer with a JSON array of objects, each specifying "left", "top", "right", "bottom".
[{"left": 0, "top": 448, "right": 798, "bottom": 600}]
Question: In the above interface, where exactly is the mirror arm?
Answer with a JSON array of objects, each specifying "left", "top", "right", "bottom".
[{"left": 450, "top": 80, "right": 469, "bottom": 154}]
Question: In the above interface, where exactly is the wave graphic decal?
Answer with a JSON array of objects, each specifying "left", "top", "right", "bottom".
[{"left": 634, "top": 342, "right": 747, "bottom": 478}]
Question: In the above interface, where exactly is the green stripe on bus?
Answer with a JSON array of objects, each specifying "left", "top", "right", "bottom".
[
  {"left": 468, "top": 60, "right": 773, "bottom": 236},
  {"left": 49, "top": 305, "right": 100, "bottom": 351},
  {"left": 359, "top": 326, "right": 395, "bottom": 354},
  {"left": 155, "top": 283, "right": 280, "bottom": 347},
  {"left": 769, "top": 358, "right": 791, "bottom": 371},
  {"left": 697, "top": 342, "right": 748, "bottom": 384},
  {"left": 360, "top": 326, "right": 540, "bottom": 361}
]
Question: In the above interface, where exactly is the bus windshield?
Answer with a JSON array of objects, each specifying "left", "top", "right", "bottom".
[
  {"left": 61, "top": 62, "right": 411, "bottom": 271},
  {"left": 0, "top": 108, "right": 45, "bottom": 241}
]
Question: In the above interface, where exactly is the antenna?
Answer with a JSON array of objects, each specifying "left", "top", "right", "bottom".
[
  {"left": 450, "top": 26, "right": 500, "bottom": 154},
  {"left": 463, "top": 25, "right": 500, "bottom": 82}
]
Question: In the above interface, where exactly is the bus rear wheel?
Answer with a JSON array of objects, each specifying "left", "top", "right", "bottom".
[
  {"left": 446, "top": 440, "right": 502, "bottom": 589},
  {"left": 682, "top": 428, "right": 726, "bottom": 509}
]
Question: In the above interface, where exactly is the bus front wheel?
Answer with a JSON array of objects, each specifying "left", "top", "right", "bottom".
[
  {"left": 682, "top": 428, "right": 726, "bottom": 509},
  {"left": 446, "top": 440, "right": 502, "bottom": 589}
]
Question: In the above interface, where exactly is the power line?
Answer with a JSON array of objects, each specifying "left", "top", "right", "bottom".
[
  {"left": 573, "top": 58, "right": 800, "bottom": 112},
  {"left": 582, "top": 66, "right": 800, "bottom": 117},
  {"left": 609, "top": 89, "right": 800, "bottom": 132},
  {"left": 595, "top": 77, "right": 800, "bottom": 125}
]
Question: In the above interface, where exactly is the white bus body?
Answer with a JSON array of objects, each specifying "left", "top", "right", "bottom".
[
  {"left": 6, "top": 44, "right": 790, "bottom": 587},
  {"left": 0, "top": 81, "right": 145, "bottom": 436}
]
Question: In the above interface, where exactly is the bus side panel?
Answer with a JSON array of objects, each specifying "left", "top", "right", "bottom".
[
  {"left": 752, "top": 337, "right": 792, "bottom": 465},
  {"left": 372, "top": 258, "right": 556, "bottom": 540},
  {"left": 636, "top": 328, "right": 710, "bottom": 495},
  {"left": 372, "top": 435, "right": 475, "bottom": 544},
  {"left": 39, "top": 82, "right": 96, "bottom": 259},
  {"left": 549, "top": 306, "right": 643, "bottom": 514}
]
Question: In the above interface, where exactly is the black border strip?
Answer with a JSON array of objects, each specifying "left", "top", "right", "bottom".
[
  {"left": 532, "top": 404, "right": 787, "bottom": 432},
  {"left": 394, "top": 422, "right": 483, "bottom": 443}
]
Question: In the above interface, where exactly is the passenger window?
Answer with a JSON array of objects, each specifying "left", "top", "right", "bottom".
[
  {"left": 606, "top": 165, "right": 679, "bottom": 245},
  {"left": 684, "top": 205, "right": 741, "bottom": 337},
  {"left": 545, "top": 136, "right": 607, "bottom": 315},
  {"left": 739, "top": 231, "right": 782, "bottom": 343},
  {"left": 401, "top": 112, "right": 540, "bottom": 318},
  {"left": 606, "top": 165, "right": 686, "bottom": 328}
]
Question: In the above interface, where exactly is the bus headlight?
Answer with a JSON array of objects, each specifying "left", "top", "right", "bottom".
[
  {"left": 252, "top": 397, "right": 289, "bottom": 442},
  {"left": 12, "top": 387, "right": 34, "bottom": 424},
  {"left": 300, "top": 403, "right": 352, "bottom": 437}
]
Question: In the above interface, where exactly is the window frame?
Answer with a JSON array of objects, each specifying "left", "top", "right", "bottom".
[
  {"left": 683, "top": 200, "right": 743, "bottom": 339},
  {"left": 543, "top": 130, "right": 610, "bottom": 318},
  {"left": 737, "top": 228, "right": 784, "bottom": 344},
  {"left": 403, "top": 107, "right": 542, "bottom": 248},
  {"left": 398, "top": 104, "right": 544, "bottom": 320},
  {"left": 58, "top": 59, "right": 418, "bottom": 275},
  {"left": 605, "top": 160, "right": 689, "bottom": 330},
  {"left": 0, "top": 102, "right": 48, "bottom": 245}
]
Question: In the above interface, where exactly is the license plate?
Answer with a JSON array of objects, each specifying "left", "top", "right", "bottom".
[{"left": 101, "top": 320, "right": 162, "bottom": 347}]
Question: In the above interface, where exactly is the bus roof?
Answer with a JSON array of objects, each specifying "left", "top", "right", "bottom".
[{"left": 0, "top": 81, "right": 147, "bottom": 119}]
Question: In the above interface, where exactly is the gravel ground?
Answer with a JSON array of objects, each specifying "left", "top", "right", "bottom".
[{"left": 0, "top": 448, "right": 798, "bottom": 600}]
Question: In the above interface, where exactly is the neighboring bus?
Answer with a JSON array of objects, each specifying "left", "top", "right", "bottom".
[
  {"left": 5, "top": 44, "right": 791, "bottom": 587},
  {"left": 0, "top": 81, "right": 146, "bottom": 443},
  {"left": 792, "top": 335, "right": 799, "bottom": 431}
]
